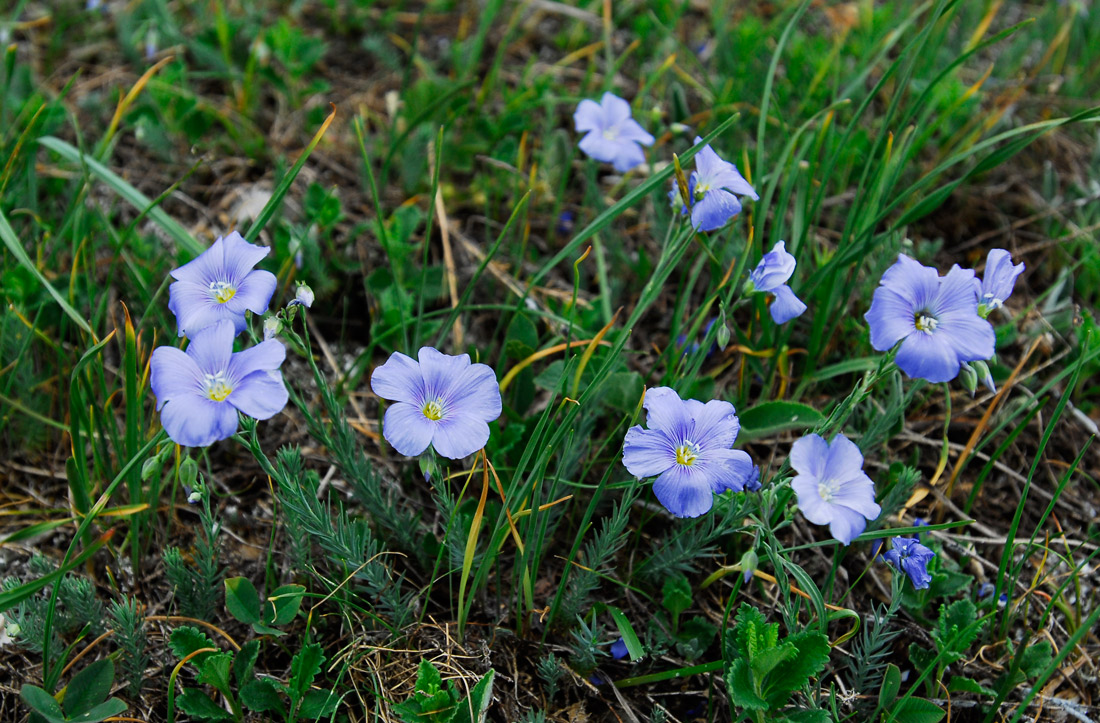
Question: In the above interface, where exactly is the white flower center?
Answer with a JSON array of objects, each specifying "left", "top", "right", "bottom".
[
  {"left": 602, "top": 125, "right": 620, "bottom": 141},
  {"left": 209, "top": 280, "right": 237, "bottom": 304},
  {"left": 914, "top": 313, "right": 938, "bottom": 334},
  {"left": 818, "top": 478, "right": 841, "bottom": 504},
  {"left": 203, "top": 372, "right": 233, "bottom": 402},
  {"left": 675, "top": 442, "right": 699, "bottom": 467},
  {"left": 422, "top": 398, "right": 444, "bottom": 421}
]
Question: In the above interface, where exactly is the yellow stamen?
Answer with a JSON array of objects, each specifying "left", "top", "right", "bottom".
[
  {"left": 210, "top": 281, "right": 237, "bottom": 304},
  {"left": 422, "top": 399, "right": 444, "bottom": 421},
  {"left": 675, "top": 444, "right": 698, "bottom": 467}
]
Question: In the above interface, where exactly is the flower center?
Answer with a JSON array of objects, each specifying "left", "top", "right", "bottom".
[
  {"left": 203, "top": 372, "right": 233, "bottom": 402},
  {"left": 674, "top": 443, "right": 699, "bottom": 467},
  {"left": 421, "top": 398, "right": 444, "bottom": 421},
  {"left": 914, "top": 313, "right": 939, "bottom": 334},
  {"left": 818, "top": 478, "right": 840, "bottom": 504},
  {"left": 602, "top": 125, "right": 620, "bottom": 141},
  {"left": 209, "top": 280, "right": 237, "bottom": 304}
]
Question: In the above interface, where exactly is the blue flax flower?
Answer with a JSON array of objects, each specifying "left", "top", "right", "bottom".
[
  {"left": 168, "top": 231, "right": 277, "bottom": 338},
  {"left": 371, "top": 347, "right": 502, "bottom": 460},
  {"left": 684, "top": 137, "right": 757, "bottom": 232},
  {"left": 976, "top": 248, "right": 1024, "bottom": 317},
  {"left": 574, "top": 92, "right": 655, "bottom": 173},
  {"left": 864, "top": 254, "right": 994, "bottom": 383},
  {"left": 790, "top": 433, "right": 881, "bottom": 545},
  {"left": 747, "top": 241, "right": 807, "bottom": 324},
  {"left": 622, "top": 387, "right": 753, "bottom": 518},
  {"left": 882, "top": 537, "right": 935, "bottom": 590},
  {"left": 150, "top": 320, "right": 288, "bottom": 447},
  {"left": 610, "top": 638, "right": 628, "bottom": 660}
]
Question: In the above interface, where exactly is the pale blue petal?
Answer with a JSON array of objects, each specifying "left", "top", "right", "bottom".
[
  {"left": 642, "top": 387, "right": 693, "bottom": 439},
  {"left": 574, "top": 99, "right": 605, "bottom": 133},
  {"left": 790, "top": 433, "right": 829, "bottom": 480},
  {"left": 622, "top": 426, "right": 675, "bottom": 478},
  {"left": 169, "top": 236, "right": 226, "bottom": 285},
  {"left": 827, "top": 505, "right": 868, "bottom": 546},
  {"left": 981, "top": 248, "right": 1024, "bottom": 307},
  {"left": 686, "top": 398, "right": 740, "bottom": 450},
  {"left": 831, "top": 474, "right": 880, "bottom": 521},
  {"left": 865, "top": 285, "right": 917, "bottom": 352},
  {"left": 370, "top": 351, "right": 424, "bottom": 405},
  {"left": 150, "top": 346, "right": 203, "bottom": 410},
  {"left": 600, "top": 92, "right": 632, "bottom": 125},
  {"left": 896, "top": 331, "right": 960, "bottom": 383},
  {"left": 440, "top": 360, "right": 502, "bottom": 423},
  {"left": 169, "top": 280, "right": 242, "bottom": 337},
  {"left": 615, "top": 118, "right": 654, "bottom": 146},
  {"left": 160, "top": 394, "right": 238, "bottom": 448},
  {"left": 791, "top": 474, "right": 832, "bottom": 525},
  {"left": 224, "top": 269, "right": 276, "bottom": 315},
  {"left": 185, "top": 320, "right": 236, "bottom": 374},
  {"left": 879, "top": 255, "right": 939, "bottom": 311},
  {"left": 227, "top": 339, "right": 285, "bottom": 384},
  {"left": 749, "top": 242, "right": 796, "bottom": 291},
  {"left": 431, "top": 414, "right": 491, "bottom": 459},
  {"left": 221, "top": 231, "right": 271, "bottom": 285},
  {"left": 382, "top": 402, "right": 435, "bottom": 457},
  {"left": 418, "top": 347, "right": 470, "bottom": 400},
  {"left": 610, "top": 141, "right": 647, "bottom": 173},
  {"left": 706, "top": 448, "right": 753, "bottom": 493},
  {"left": 691, "top": 189, "right": 742, "bottom": 231},
  {"left": 823, "top": 434, "right": 865, "bottom": 479},
  {"left": 229, "top": 370, "right": 287, "bottom": 420},
  {"left": 652, "top": 465, "right": 714, "bottom": 518},
  {"left": 768, "top": 285, "right": 806, "bottom": 324}
]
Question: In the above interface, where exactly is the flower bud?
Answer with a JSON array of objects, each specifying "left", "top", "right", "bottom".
[
  {"left": 288, "top": 283, "right": 314, "bottom": 309},
  {"left": 959, "top": 362, "right": 978, "bottom": 396},
  {"left": 740, "top": 549, "right": 758, "bottom": 584},
  {"left": 263, "top": 316, "right": 282, "bottom": 341}
]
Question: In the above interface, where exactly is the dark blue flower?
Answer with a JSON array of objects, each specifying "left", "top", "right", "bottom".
[
  {"left": 610, "top": 638, "right": 628, "bottom": 660},
  {"left": 882, "top": 537, "right": 935, "bottom": 590}
]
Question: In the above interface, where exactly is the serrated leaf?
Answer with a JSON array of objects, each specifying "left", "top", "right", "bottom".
[
  {"left": 225, "top": 577, "right": 262, "bottom": 625},
  {"left": 170, "top": 626, "right": 217, "bottom": 661},
  {"left": 661, "top": 575, "right": 692, "bottom": 619},
  {"left": 1019, "top": 640, "right": 1053, "bottom": 678},
  {"left": 762, "top": 630, "right": 830, "bottom": 709},
  {"left": 264, "top": 583, "right": 306, "bottom": 626},
  {"left": 751, "top": 642, "right": 797, "bottom": 679},
  {"left": 879, "top": 663, "right": 901, "bottom": 709},
  {"left": 241, "top": 678, "right": 285, "bottom": 714},
  {"left": 737, "top": 401, "right": 824, "bottom": 441},
  {"left": 890, "top": 697, "right": 945, "bottom": 723},
  {"left": 290, "top": 643, "right": 326, "bottom": 700},
  {"left": 196, "top": 653, "right": 234, "bottom": 696},
  {"left": 415, "top": 659, "right": 444, "bottom": 697},
  {"left": 176, "top": 689, "right": 233, "bottom": 720},
  {"left": 63, "top": 659, "right": 114, "bottom": 716},
  {"left": 779, "top": 708, "right": 831, "bottom": 723},
  {"left": 20, "top": 686, "right": 66, "bottom": 722},
  {"left": 298, "top": 689, "right": 341, "bottom": 720},
  {"left": 726, "top": 660, "right": 768, "bottom": 710},
  {"left": 908, "top": 642, "right": 937, "bottom": 676},
  {"left": 233, "top": 640, "right": 261, "bottom": 686},
  {"left": 732, "top": 603, "right": 768, "bottom": 660},
  {"left": 66, "top": 698, "right": 128, "bottom": 723}
]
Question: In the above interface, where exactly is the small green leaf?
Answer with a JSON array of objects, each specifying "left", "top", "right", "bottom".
[
  {"left": 298, "top": 689, "right": 340, "bottom": 719},
  {"left": 66, "top": 698, "right": 128, "bottom": 723},
  {"left": 947, "top": 676, "right": 994, "bottom": 696},
  {"left": 890, "top": 697, "right": 946, "bottom": 723},
  {"left": 1019, "top": 640, "right": 1053, "bottom": 678},
  {"left": 241, "top": 678, "right": 285, "bottom": 714},
  {"left": 879, "top": 663, "right": 901, "bottom": 709},
  {"left": 225, "top": 577, "right": 262, "bottom": 624},
  {"left": 452, "top": 669, "right": 494, "bottom": 723},
  {"left": 252, "top": 621, "right": 288, "bottom": 637},
  {"left": 20, "top": 686, "right": 66, "bottom": 723},
  {"left": 414, "top": 659, "right": 444, "bottom": 697},
  {"left": 737, "top": 401, "right": 823, "bottom": 441},
  {"left": 762, "top": 630, "right": 830, "bottom": 709},
  {"left": 196, "top": 653, "right": 234, "bottom": 696},
  {"left": 290, "top": 643, "right": 326, "bottom": 700},
  {"left": 63, "top": 659, "right": 114, "bottom": 716},
  {"left": 176, "top": 688, "right": 233, "bottom": 720},
  {"left": 661, "top": 575, "right": 692, "bottom": 619},
  {"left": 726, "top": 660, "right": 768, "bottom": 710},
  {"left": 263, "top": 583, "right": 305, "bottom": 626},
  {"left": 233, "top": 640, "right": 261, "bottom": 686},
  {"left": 170, "top": 626, "right": 217, "bottom": 661}
]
